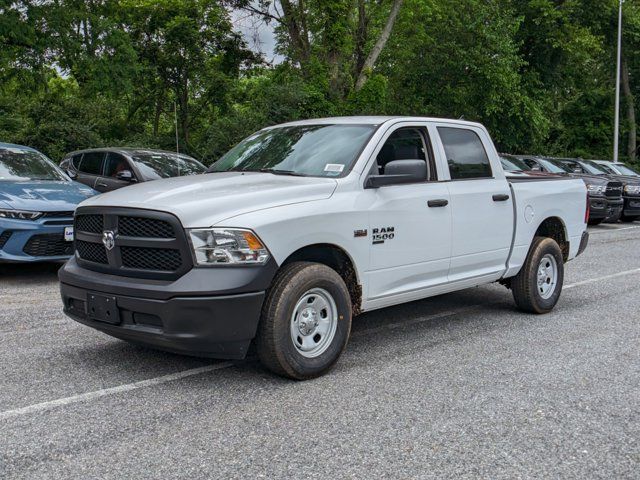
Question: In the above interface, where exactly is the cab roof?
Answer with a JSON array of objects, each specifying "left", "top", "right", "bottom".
[
  {"left": 64, "top": 147, "right": 195, "bottom": 158},
  {"left": 275, "top": 116, "right": 484, "bottom": 129},
  {"left": 0, "top": 142, "right": 39, "bottom": 152}
]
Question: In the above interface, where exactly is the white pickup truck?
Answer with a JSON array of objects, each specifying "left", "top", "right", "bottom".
[{"left": 60, "top": 117, "right": 589, "bottom": 379}]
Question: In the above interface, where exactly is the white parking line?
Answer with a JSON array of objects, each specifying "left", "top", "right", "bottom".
[
  {"left": 564, "top": 267, "right": 640, "bottom": 289},
  {"left": 0, "top": 362, "right": 233, "bottom": 421},
  {"left": 589, "top": 225, "right": 640, "bottom": 235},
  {"left": 2, "top": 267, "right": 640, "bottom": 421}
]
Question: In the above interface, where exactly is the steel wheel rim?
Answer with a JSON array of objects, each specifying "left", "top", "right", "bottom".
[
  {"left": 290, "top": 288, "right": 338, "bottom": 358},
  {"left": 537, "top": 254, "right": 558, "bottom": 300}
]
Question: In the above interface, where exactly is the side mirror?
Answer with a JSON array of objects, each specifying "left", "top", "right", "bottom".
[
  {"left": 116, "top": 170, "right": 135, "bottom": 182},
  {"left": 66, "top": 169, "right": 78, "bottom": 179},
  {"left": 531, "top": 165, "right": 542, "bottom": 172},
  {"left": 365, "top": 160, "right": 427, "bottom": 188}
]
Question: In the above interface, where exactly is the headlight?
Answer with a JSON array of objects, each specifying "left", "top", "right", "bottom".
[
  {"left": 0, "top": 209, "right": 43, "bottom": 220},
  {"left": 586, "top": 184, "right": 606, "bottom": 195},
  {"left": 188, "top": 228, "right": 270, "bottom": 265},
  {"left": 624, "top": 184, "right": 640, "bottom": 195}
]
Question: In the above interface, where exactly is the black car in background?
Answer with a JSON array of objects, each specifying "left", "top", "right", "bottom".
[
  {"left": 553, "top": 158, "right": 640, "bottom": 223},
  {"left": 509, "top": 155, "right": 622, "bottom": 225},
  {"left": 60, "top": 148, "right": 206, "bottom": 193}
]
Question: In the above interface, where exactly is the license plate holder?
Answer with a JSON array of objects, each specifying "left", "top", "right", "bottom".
[
  {"left": 87, "top": 293, "right": 120, "bottom": 325},
  {"left": 64, "top": 226, "right": 74, "bottom": 242}
]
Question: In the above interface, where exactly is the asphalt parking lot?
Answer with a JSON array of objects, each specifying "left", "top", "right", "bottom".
[{"left": 1, "top": 224, "right": 639, "bottom": 479}]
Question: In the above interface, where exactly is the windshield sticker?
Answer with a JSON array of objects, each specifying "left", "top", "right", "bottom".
[{"left": 324, "top": 163, "right": 344, "bottom": 174}]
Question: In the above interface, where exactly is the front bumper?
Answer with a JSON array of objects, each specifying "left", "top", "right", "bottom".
[
  {"left": 0, "top": 216, "right": 74, "bottom": 263},
  {"left": 588, "top": 197, "right": 623, "bottom": 221},
  {"left": 59, "top": 256, "right": 278, "bottom": 359},
  {"left": 623, "top": 195, "right": 640, "bottom": 217}
]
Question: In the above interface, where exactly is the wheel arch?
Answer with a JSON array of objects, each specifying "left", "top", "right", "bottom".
[
  {"left": 281, "top": 243, "right": 362, "bottom": 316},
  {"left": 534, "top": 216, "right": 569, "bottom": 261}
]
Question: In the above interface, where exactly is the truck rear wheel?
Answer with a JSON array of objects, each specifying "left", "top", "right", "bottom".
[
  {"left": 256, "top": 261, "right": 352, "bottom": 380},
  {"left": 511, "top": 236, "right": 564, "bottom": 314}
]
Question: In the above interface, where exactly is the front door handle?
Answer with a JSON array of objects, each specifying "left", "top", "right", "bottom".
[
  {"left": 428, "top": 199, "right": 449, "bottom": 208},
  {"left": 97, "top": 182, "right": 108, "bottom": 188},
  {"left": 492, "top": 194, "right": 510, "bottom": 202}
]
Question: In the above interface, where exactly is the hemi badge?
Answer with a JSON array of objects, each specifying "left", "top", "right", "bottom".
[{"left": 354, "top": 229, "right": 368, "bottom": 238}]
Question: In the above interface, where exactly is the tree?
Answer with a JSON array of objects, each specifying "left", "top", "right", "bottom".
[{"left": 228, "top": 0, "right": 404, "bottom": 99}]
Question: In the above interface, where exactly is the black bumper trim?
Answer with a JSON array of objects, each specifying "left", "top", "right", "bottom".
[
  {"left": 589, "top": 197, "right": 623, "bottom": 220},
  {"left": 577, "top": 231, "right": 589, "bottom": 257},
  {"left": 623, "top": 196, "right": 640, "bottom": 216},
  {"left": 61, "top": 282, "right": 265, "bottom": 359}
]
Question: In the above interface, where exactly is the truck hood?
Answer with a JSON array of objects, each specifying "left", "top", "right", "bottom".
[
  {"left": 563, "top": 173, "right": 609, "bottom": 186},
  {"left": 0, "top": 180, "right": 97, "bottom": 211},
  {"left": 79, "top": 172, "right": 338, "bottom": 227}
]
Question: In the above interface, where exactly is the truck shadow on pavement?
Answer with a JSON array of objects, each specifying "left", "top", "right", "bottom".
[{"left": 69, "top": 285, "right": 515, "bottom": 383}]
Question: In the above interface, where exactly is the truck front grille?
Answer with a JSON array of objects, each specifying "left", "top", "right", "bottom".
[
  {"left": 76, "top": 214, "right": 103, "bottom": 234},
  {"left": 606, "top": 181, "right": 623, "bottom": 199},
  {"left": 74, "top": 208, "right": 190, "bottom": 280},
  {"left": 23, "top": 234, "right": 73, "bottom": 257},
  {"left": 118, "top": 216, "right": 175, "bottom": 238},
  {"left": 121, "top": 246, "right": 182, "bottom": 271},
  {"left": 76, "top": 240, "right": 108, "bottom": 264}
]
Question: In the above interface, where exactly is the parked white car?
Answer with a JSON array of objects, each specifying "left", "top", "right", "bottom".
[{"left": 60, "top": 116, "right": 589, "bottom": 379}]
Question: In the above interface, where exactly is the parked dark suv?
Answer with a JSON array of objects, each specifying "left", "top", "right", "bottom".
[
  {"left": 513, "top": 155, "right": 623, "bottom": 225},
  {"left": 552, "top": 158, "right": 640, "bottom": 223},
  {"left": 60, "top": 148, "right": 206, "bottom": 193}
]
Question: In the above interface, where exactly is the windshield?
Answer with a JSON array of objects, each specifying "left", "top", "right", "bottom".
[
  {"left": 0, "top": 148, "right": 68, "bottom": 181},
  {"left": 500, "top": 156, "right": 529, "bottom": 172},
  {"left": 614, "top": 163, "right": 640, "bottom": 176},
  {"left": 538, "top": 158, "right": 570, "bottom": 173},
  {"left": 131, "top": 153, "right": 206, "bottom": 180},
  {"left": 208, "top": 124, "right": 377, "bottom": 177},
  {"left": 595, "top": 163, "right": 616, "bottom": 174},
  {"left": 581, "top": 160, "right": 608, "bottom": 175}
]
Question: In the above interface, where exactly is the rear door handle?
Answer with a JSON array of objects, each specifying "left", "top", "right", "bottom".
[
  {"left": 428, "top": 199, "right": 449, "bottom": 208},
  {"left": 492, "top": 194, "right": 510, "bottom": 202},
  {"left": 97, "top": 182, "right": 108, "bottom": 188}
]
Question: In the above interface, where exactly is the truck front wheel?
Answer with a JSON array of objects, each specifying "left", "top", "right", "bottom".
[
  {"left": 256, "top": 262, "right": 352, "bottom": 380},
  {"left": 511, "top": 236, "right": 564, "bottom": 314}
]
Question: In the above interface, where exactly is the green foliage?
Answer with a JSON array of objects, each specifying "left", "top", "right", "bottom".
[{"left": 0, "top": 0, "right": 638, "bottom": 163}]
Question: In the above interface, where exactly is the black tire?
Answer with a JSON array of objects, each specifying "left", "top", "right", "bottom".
[
  {"left": 256, "top": 261, "right": 352, "bottom": 380},
  {"left": 587, "top": 217, "right": 604, "bottom": 226},
  {"left": 621, "top": 215, "right": 640, "bottom": 223},
  {"left": 511, "top": 236, "right": 564, "bottom": 314}
]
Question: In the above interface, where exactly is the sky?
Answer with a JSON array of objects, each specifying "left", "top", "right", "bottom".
[{"left": 230, "top": 7, "right": 282, "bottom": 64}]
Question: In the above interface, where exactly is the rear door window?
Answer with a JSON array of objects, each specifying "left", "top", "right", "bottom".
[
  {"left": 79, "top": 152, "right": 105, "bottom": 175},
  {"left": 438, "top": 127, "right": 492, "bottom": 180}
]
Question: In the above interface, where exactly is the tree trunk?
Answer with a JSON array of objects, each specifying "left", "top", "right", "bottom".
[
  {"left": 354, "top": 0, "right": 368, "bottom": 78},
  {"left": 280, "top": 0, "right": 310, "bottom": 68},
  {"left": 622, "top": 57, "right": 636, "bottom": 162},
  {"left": 355, "top": 0, "right": 404, "bottom": 91}
]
